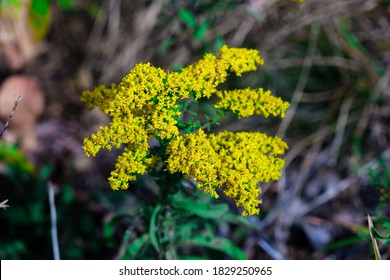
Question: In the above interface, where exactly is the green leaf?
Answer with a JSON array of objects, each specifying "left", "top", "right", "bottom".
[
  {"left": 157, "top": 38, "right": 174, "bottom": 55},
  {"left": 339, "top": 20, "right": 366, "bottom": 54},
  {"left": 116, "top": 228, "right": 132, "bottom": 258},
  {"left": 31, "top": 0, "right": 50, "bottom": 15},
  {"left": 212, "top": 117, "right": 220, "bottom": 124},
  {"left": 175, "top": 195, "right": 229, "bottom": 219},
  {"left": 214, "top": 35, "right": 225, "bottom": 51},
  {"left": 194, "top": 21, "right": 209, "bottom": 41},
  {"left": 184, "top": 236, "right": 247, "bottom": 260},
  {"left": 149, "top": 204, "right": 162, "bottom": 255},
  {"left": 39, "top": 165, "right": 54, "bottom": 180},
  {"left": 186, "top": 109, "right": 197, "bottom": 116},
  {"left": 28, "top": 0, "right": 51, "bottom": 41},
  {"left": 222, "top": 213, "right": 261, "bottom": 230},
  {"left": 0, "top": 141, "right": 35, "bottom": 175},
  {"left": 173, "top": 223, "right": 197, "bottom": 244},
  {"left": 383, "top": 221, "right": 390, "bottom": 230},
  {"left": 193, "top": 120, "right": 201, "bottom": 129},
  {"left": 322, "top": 236, "right": 367, "bottom": 252},
  {"left": 60, "top": 185, "right": 74, "bottom": 205},
  {"left": 179, "top": 8, "right": 197, "bottom": 29},
  {"left": 368, "top": 168, "right": 380, "bottom": 181},
  {"left": 123, "top": 234, "right": 150, "bottom": 259},
  {"left": 371, "top": 226, "right": 390, "bottom": 242}
]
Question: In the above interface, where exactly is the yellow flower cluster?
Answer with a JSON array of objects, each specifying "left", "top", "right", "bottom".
[
  {"left": 167, "top": 129, "right": 287, "bottom": 215},
  {"left": 81, "top": 45, "right": 289, "bottom": 215},
  {"left": 80, "top": 84, "right": 118, "bottom": 112},
  {"left": 166, "top": 45, "right": 264, "bottom": 99},
  {"left": 167, "top": 129, "right": 221, "bottom": 198},
  {"left": 215, "top": 88, "right": 290, "bottom": 119}
]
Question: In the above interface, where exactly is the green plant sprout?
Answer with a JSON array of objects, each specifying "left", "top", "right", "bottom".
[{"left": 81, "top": 45, "right": 289, "bottom": 216}]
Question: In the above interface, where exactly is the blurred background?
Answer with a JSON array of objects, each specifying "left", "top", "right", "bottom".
[{"left": 0, "top": 0, "right": 389, "bottom": 260}]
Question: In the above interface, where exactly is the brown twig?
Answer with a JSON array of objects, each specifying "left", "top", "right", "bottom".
[{"left": 0, "top": 96, "right": 22, "bottom": 138}]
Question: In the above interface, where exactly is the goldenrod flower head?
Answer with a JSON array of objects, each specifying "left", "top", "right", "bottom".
[
  {"left": 215, "top": 88, "right": 289, "bottom": 119},
  {"left": 218, "top": 45, "right": 264, "bottom": 76},
  {"left": 80, "top": 83, "right": 118, "bottom": 112},
  {"left": 166, "top": 130, "right": 288, "bottom": 216},
  {"left": 81, "top": 45, "right": 289, "bottom": 216},
  {"left": 173, "top": 45, "right": 264, "bottom": 99},
  {"left": 167, "top": 129, "right": 222, "bottom": 198},
  {"left": 108, "top": 146, "right": 150, "bottom": 190}
]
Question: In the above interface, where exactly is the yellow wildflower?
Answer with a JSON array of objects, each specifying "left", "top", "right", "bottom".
[
  {"left": 215, "top": 88, "right": 290, "bottom": 118},
  {"left": 80, "top": 83, "right": 118, "bottom": 112},
  {"left": 211, "top": 131, "right": 287, "bottom": 216},
  {"left": 175, "top": 45, "right": 264, "bottom": 99},
  {"left": 218, "top": 45, "right": 264, "bottom": 76},
  {"left": 81, "top": 45, "right": 289, "bottom": 216},
  {"left": 166, "top": 129, "right": 288, "bottom": 216},
  {"left": 108, "top": 146, "right": 151, "bottom": 190},
  {"left": 167, "top": 129, "right": 221, "bottom": 198}
]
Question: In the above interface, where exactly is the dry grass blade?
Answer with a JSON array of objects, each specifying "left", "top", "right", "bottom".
[
  {"left": 48, "top": 181, "right": 60, "bottom": 260},
  {"left": 277, "top": 24, "right": 320, "bottom": 138},
  {"left": 328, "top": 98, "right": 354, "bottom": 166},
  {"left": 367, "top": 214, "right": 382, "bottom": 260}
]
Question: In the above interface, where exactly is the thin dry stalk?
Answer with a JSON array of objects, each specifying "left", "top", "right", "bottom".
[
  {"left": 0, "top": 199, "right": 9, "bottom": 210},
  {"left": 367, "top": 214, "right": 382, "bottom": 260},
  {"left": 328, "top": 97, "right": 354, "bottom": 166},
  {"left": 277, "top": 24, "right": 320, "bottom": 138},
  {"left": 0, "top": 96, "right": 22, "bottom": 138},
  {"left": 48, "top": 181, "right": 60, "bottom": 260}
]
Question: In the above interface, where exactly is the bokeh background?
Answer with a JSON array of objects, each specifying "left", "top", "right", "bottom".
[{"left": 0, "top": 0, "right": 389, "bottom": 259}]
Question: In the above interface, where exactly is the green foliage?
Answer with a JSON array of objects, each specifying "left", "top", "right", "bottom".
[
  {"left": 103, "top": 188, "right": 252, "bottom": 260},
  {"left": 368, "top": 159, "right": 390, "bottom": 212},
  {"left": 158, "top": 1, "right": 233, "bottom": 57},
  {"left": 325, "top": 158, "right": 390, "bottom": 258},
  {"left": 0, "top": 141, "right": 105, "bottom": 259},
  {"left": 367, "top": 159, "right": 390, "bottom": 257},
  {"left": 28, "top": 0, "right": 51, "bottom": 41},
  {"left": 179, "top": 8, "right": 210, "bottom": 42},
  {"left": 370, "top": 218, "right": 390, "bottom": 245},
  {"left": 179, "top": 9, "right": 197, "bottom": 30},
  {"left": 338, "top": 20, "right": 366, "bottom": 54},
  {"left": 0, "top": 142, "right": 34, "bottom": 176},
  {"left": 57, "top": 0, "right": 78, "bottom": 10}
]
